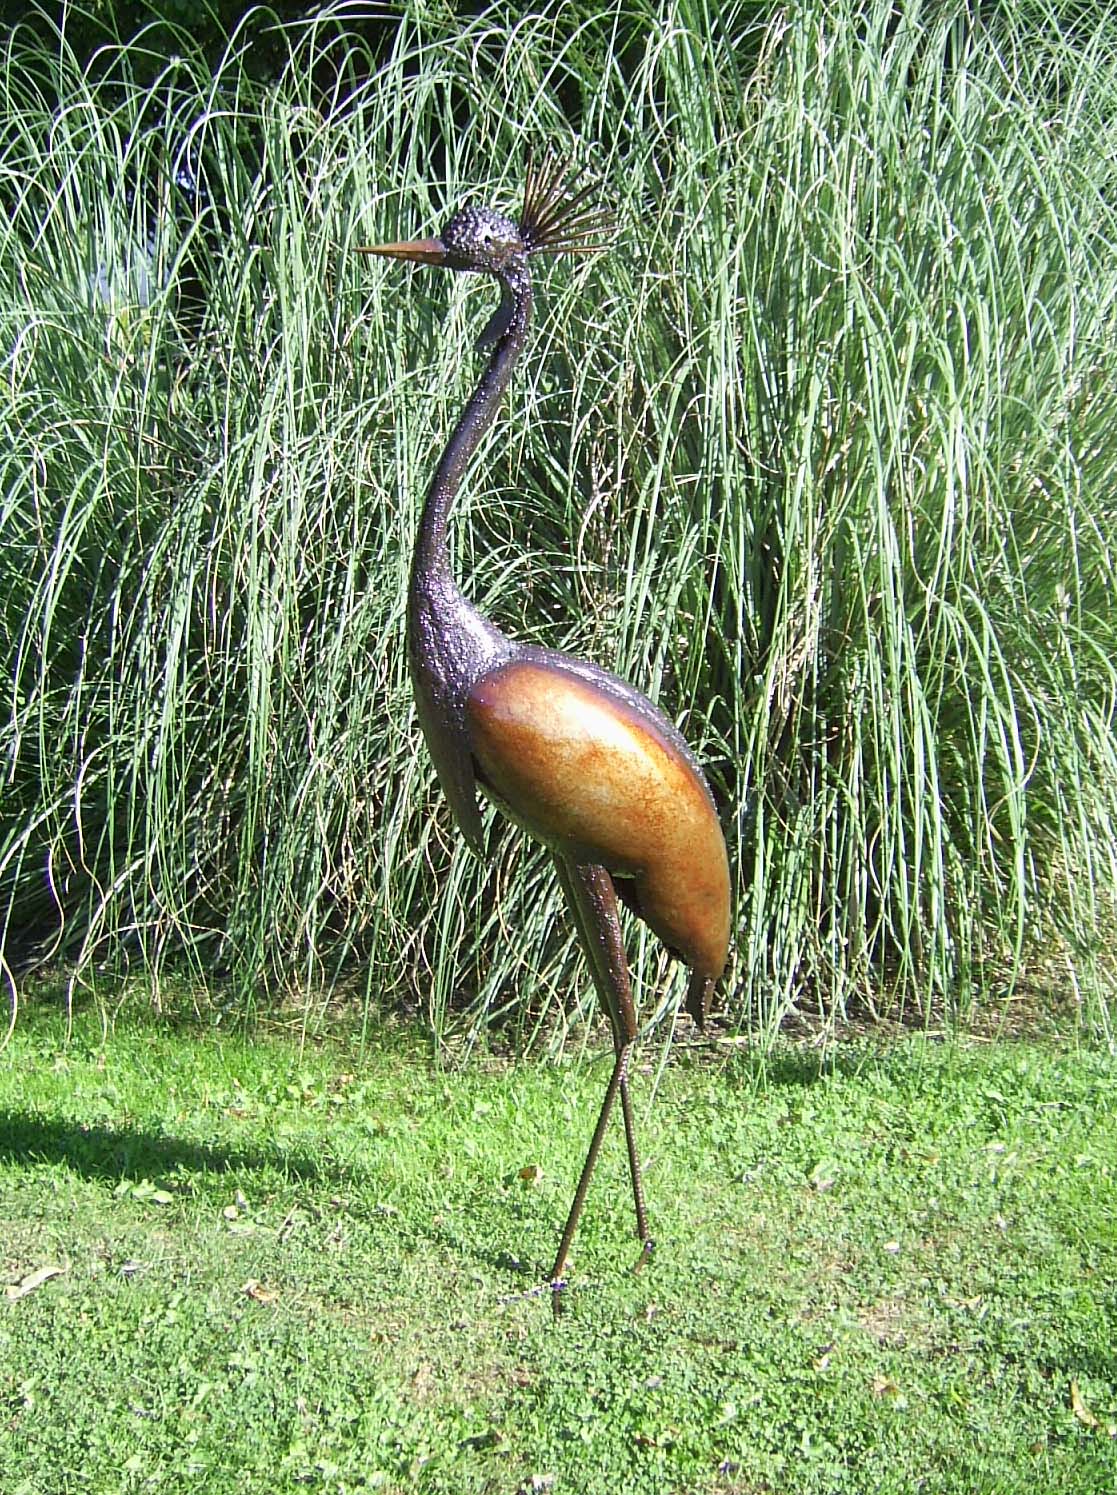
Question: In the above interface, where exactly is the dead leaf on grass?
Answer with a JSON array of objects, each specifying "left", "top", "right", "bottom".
[
  {"left": 633, "top": 1425, "right": 679, "bottom": 1449},
  {"left": 872, "top": 1375, "right": 907, "bottom": 1407},
  {"left": 809, "top": 1158, "right": 839, "bottom": 1192},
  {"left": 6, "top": 1264, "right": 65, "bottom": 1301},
  {"left": 242, "top": 1279, "right": 279, "bottom": 1303},
  {"left": 1071, "top": 1379, "right": 1099, "bottom": 1430}
]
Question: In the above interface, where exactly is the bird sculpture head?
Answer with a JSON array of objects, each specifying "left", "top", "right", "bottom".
[{"left": 357, "top": 154, "right": 611, "bottom": 275}]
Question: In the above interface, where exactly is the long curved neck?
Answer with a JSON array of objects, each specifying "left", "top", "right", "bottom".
[{"left": 412, "top": 259, "right": 533, "bottom": 590}]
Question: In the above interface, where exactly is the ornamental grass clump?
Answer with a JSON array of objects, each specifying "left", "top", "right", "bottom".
[{"left": 1, "top": 0, "right": 1115, "bottom": 1041}]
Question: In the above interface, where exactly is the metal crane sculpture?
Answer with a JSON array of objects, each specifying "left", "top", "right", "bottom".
[{"left": 359, "top": 158, "right": 730, "bottom": 1311}]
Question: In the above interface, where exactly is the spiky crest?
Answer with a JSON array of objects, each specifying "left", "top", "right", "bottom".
[{"left": 519, "top": 152, "right": 612, "bottom": 256}]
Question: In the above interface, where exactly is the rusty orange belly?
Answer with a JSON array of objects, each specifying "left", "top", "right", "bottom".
[{"left": 465, "top": 659, "right": 730, "bottom": 979}]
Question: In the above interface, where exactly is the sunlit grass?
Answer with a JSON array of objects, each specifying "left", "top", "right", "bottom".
[
  {"left": 2, "top": 0, "right": 1116, "bottom": 1040},
  {"left": 1, "top": 997, "right": 1115, "bottom": 1493}
]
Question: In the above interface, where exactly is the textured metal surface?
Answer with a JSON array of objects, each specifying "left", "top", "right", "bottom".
[
  {"left": 403, "top": 257, "right": 533, "bottom": 852},
  {"left": 466, "top": 658, "right": 730, "bottom": 980},
  {"left": 367, "top": 185, "right": 733, "bottom": 1297}
]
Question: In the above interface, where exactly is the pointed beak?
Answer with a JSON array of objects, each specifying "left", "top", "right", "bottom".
[{"left": 355, "top": 237, "right": 448, "bottom": 266}]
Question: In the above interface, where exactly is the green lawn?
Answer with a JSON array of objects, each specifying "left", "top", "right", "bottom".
[{"left": 1, "top": 1002, "right": 1114, "bottom": 1493}]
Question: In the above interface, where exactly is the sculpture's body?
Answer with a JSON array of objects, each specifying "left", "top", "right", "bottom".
[{"left": 360, "top": 161, "right": 730, "bottom": 1309}]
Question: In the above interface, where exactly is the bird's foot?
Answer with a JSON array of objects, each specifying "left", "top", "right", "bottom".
[
  {"left": 549, "top": 1276, "right": 568, "bottom": 1321},
  {"left": 632, "top": 1236, "right": 656, "bottom": 1274}
]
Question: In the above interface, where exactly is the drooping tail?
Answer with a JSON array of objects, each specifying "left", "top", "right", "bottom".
[{"left": 685, "top": 971, "right": 714, "bottom": 1030}]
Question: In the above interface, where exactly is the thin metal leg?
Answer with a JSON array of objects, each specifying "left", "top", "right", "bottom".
[
  {"left": 549, "top": 1040, "right": 631, "bottom": 1312},
  {"left": 618, "top": 1067, "right": 654, "bottom": 1268},
  {"left": 550, "top": 859, "right": 654, "bottom": 1313}
]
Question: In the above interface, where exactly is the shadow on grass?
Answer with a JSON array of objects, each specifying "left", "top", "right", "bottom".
[
  {"left": 700, "top": 1044, "right": 876, "bottom": 1092},
  {"left": 762, "top": 1048, "right": 870, "bottom": 1088},
  {"left": 0, "top": 1108, "right": 343, "bottom": 1187}
]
